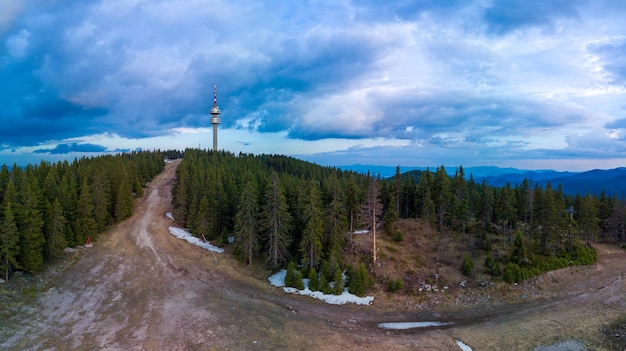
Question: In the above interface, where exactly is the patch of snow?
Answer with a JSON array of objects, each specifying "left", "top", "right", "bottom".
[
  {"left": 0, "top": 278, "right": 4, "bottom": 284},
  {"left": 377, "top": 321, "right": 453, "bottom": 330},
  {"left": 166, "top": 212, "right": 174, "bottom": 221},
  {"left": 456, "top": 339, "right": 473, "bottom": 351},
  {"left": 64, "top": 247, "right": 76, "bottom": 254},
  {"left": 353, "top": 230, "right": 369, "bottom": 234},
  {"left": 168, "top": 226, "right": 224, "bottom": 253},
  {"left": 268, "top": 269, "right": 374, "bottom": 306}
]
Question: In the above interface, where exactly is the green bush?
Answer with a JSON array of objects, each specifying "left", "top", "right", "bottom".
[
  {"left": 284, "top": 261, "right": 304, "bottom": 290},
  {"left": 387, "top": 277, "right": 404, "bottom": 292},
  {"left": 331, "top": 269, "right": 344, "bottom": 295},
  {"left": 461, "top": 254, "right": 474, "bottom": 277},
  {"left": 393, "top": 230, "right": 404, "bottom": 242},
  {"left": 503, "top": 263, "right": 524, "bottom": 283},
  {"left": 348, "top": 263, "right": 373, "bottom": 297},
  {"left": 307, "top": 267, "right": 319, "bottom": 291},
  {"left": 319, "top": 274, "right": 332, "bottom": 294}
]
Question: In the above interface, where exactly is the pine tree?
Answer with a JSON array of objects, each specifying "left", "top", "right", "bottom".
[
  {"left": 299, "top": 179, "right": 324, "bottom": 269},
  {"left": 91, "top": 170, "right": 111, "bottom": 232},
  {"left": 17, "top": 182, "right": 45, "bottom": 273},
  {"left": 345, "top": 175, "right": 361, "bottom": 243},
  {"left": 194, "top": 195, "right": 213, "bottom": 239},
  {"left": 359, "top": 178, "right": 383, "bottom": 263},
  {"left": 383, "top": 197, "right": 399, "bottom": 235},
  {"left": 324, "top": 172, "right": 347, "bottom": 263},
  {"left": 114, "top": 177, "right": 134, "bottom": 221},
  {"left": 75, "top": 179, "right": 97, "bottom": 245},
  {"left": 307, "top": 267, "right": 319, "bottom": 291},
  {"left": 0, "top": 182, "right": 20, "bottom": 281},
  {"left": 577, "top": 192, "right": 599, "bottom": 243},
  {"left": 331, "top": 268, "right": 344, "bottom": 295},
  {"left": 261, "top": 172, "right": 293, "bottom": 267},
  {"left": 510, "top": 231, "right": 527, "bottom": 265},
  {"left": 434, "top": 166, "right": 451, "bottom": 230},
  {"left": 234, "top": 173, "right": 259, "bottom": 265},
  {"left": 45, "top": 198, "right": 67, "bottom": 260}
]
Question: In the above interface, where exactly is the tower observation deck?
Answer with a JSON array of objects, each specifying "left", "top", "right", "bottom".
[{"left": 210, "top": 84, "right": 221, "bottom": 151}]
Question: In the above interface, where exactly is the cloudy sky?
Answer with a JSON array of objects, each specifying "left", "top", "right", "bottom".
[{"left": 2, "top": 0, "right": 626, "bottom": 171}]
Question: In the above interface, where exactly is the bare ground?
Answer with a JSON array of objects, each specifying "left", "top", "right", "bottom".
[{"left": 1, "top": 160, "right": 625, "bottom": 350}]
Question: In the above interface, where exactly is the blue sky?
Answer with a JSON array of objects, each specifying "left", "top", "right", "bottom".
[{"left": 1, "top": 0, "right": 626, "bottom": 171}]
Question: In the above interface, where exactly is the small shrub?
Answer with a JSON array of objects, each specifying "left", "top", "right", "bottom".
[
  {"left": 393, "top": 230, "right": 404, "bottom": 242},
  {"left": 284, "top": 261, "right": 304, "bottom": 290},
  {"left": 387, "top": 278, "right": 404, "bottom": 292},
  {"left": 461, "top": 254, "right": 474, "bottom": 277},
  {"left": 348, "top": 263, "right": 373, "bottom": 297},
  {"left": 503, "top": 263, "right": 524, "bottom": 284},
  {"left": 308, "top": 267, "right": 319, "bottom": 291},
  {"left": 331, "top": 269, "right": 344, "bottom": 295},
  {"left": 319, "top": 274, "right": 332, "bottom": 294}
]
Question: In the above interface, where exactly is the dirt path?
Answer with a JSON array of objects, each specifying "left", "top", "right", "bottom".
[{"left": 2, "top": 160, "right": 625, "bottom": 350}]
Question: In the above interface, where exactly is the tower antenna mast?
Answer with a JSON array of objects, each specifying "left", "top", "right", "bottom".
[{"left": 210, "top": 84, "right": 221, "bottom": 151}]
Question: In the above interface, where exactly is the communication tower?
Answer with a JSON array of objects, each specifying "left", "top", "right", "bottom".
[{"left": 210, "top": 84, "right": 221, "bottom": 151}]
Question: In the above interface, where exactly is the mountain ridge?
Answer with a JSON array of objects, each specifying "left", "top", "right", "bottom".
[{"left": 337, "top": 164, "right": 626, "bottom": 197}]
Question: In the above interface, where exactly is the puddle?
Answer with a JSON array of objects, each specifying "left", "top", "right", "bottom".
[{"left": 377, "top": 321, "right": 453, "bottom": 330}]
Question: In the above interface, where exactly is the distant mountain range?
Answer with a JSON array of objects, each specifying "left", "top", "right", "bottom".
[{"left": 337, "top": 164, "right": 626, "bottom": 197}]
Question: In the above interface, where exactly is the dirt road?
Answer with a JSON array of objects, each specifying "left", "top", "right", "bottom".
[{"left": 2, "top": 160, "right": 625, "bottom": 350}]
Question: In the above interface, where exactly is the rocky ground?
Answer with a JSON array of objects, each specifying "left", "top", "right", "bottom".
[{"left": 1, "top": 159, "right": 625, "bottom": 350}]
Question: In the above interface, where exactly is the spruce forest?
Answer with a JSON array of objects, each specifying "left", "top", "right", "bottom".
[
  {"left": 0, "top": 151, "right": 165, "bottom": 281},
  {"left": 2, "top": 148, "right": 623, "bottom": 294},
  {"left": 172, "top": 149, "right": 620, "bottom": 294}
]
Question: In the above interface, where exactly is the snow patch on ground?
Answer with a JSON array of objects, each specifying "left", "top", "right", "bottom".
[
  {"left": 166, "top": 212, "right": 174, "bottom": 221},
  {"left": 268, "top": 270, "right": 374, "bottom": 306},
  {"left": 353, "top": 230, "right": 369, "bottom": 234},
  {"left": 455, "top": 339, "right": 474, "bottom": 351},
  {"left": 377, "top": 321, "right": 453, "bottom": 330},
  {"left": 168, "top": 226, "right": 224, "bottom": 253}
]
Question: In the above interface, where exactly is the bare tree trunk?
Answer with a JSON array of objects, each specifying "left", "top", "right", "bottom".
[{"left": 373, "top": 207, "right": 377, "bottom": 263}]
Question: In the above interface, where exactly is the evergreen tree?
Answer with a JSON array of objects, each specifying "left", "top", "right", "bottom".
[
  {"left": 359, "top": 178, "right": 383, "bottom": 263},
  {"left": 0, "top": 182, "right": 20, "bottom": 281},
  {"left": 510, "top": 231, "right": 528, "bottom": 265},
  {"left": 345, "top": 175, "right": 361, "bottom": 241},
  {"left": 91, "top": 170, "right": 111, "bottom": 232},
  {"left": 233, "top": 173, "right": 259, "bottom": 265},
  {"left": 114, "top": 177, "right": 134, "bottom": 221},
  {"left": 348, "top": 263, "right": 373, "bottom": 297},
  {"left": 324, "top": 172, "right": 348, "bottom": 263},
  {"left": 284, "top": 261, "right": 304, "bottom": 290},
  {"left": 17, "top": 182, "right": 45, "bottom": 273},
  {"left": 261, "top": 172, "right": 293, "bottom": 267},
  {"left": 45, "top": 198, "right": 67, "bottom": 260},
  {"left": 416, "top": 169, "right": 435, "bottom": 237},
  {"left": 331, "top": 268, "right": 344, "bottom": 295},
  {"left": 434, "top": 166, "right": 451, "bottom": 230},
  {"left": 393, "top": 165, "right": 402, "bottom": 218},
  {"left": 383, "top": 197, "right": 399, "bottom": 235},
  {"left": 461, "top": 254, "right": 474, "bottom": 277},
  {"left": 453, "top": 166, "right": 470, "bottom": 238},
  {"left": 577, "top": 192, "right": 599, "bottom": 243},
  {"left": 307, "top": 267, "right": 319, "bottom": 291},
  {"left": 299, "top": 179, "right": 324, "bottom": 269},
  {"left": 194, "top": 195, "right": 213, "bottom": 239},
  {"left": 75, "top": 179, "right": 97, "bottom": 245}
]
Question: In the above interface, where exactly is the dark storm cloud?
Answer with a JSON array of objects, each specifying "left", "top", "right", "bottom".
[
  {"left": 2, "top": 0, "right": 626, "bottom": 170},
  {"left": 34, "top": 143, "right": 107, "bottom": 154}
]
